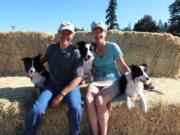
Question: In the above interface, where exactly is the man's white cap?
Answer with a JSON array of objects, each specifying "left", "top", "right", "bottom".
[
  {"left": 91, "top": 21, "right": 106, "bottom": 31},
  {"left": 58, "top": 22, "right": 75, "bottom": 33}
]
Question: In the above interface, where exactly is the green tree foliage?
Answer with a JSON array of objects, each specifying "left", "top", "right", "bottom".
[
  {"left": 122, "top": 22, "right": 132, "bottom": 31},
  {"left": 105, "top": 0, "right": 119, "bottom": 30},
  {"left": 133, "top": 15, "right": 159, "bottom": 32},
  {"left": 157, "top": 20, "right": 169, "bottom": 32},
  {"left": 158, "top": 20, "right": 163, "bottom": 32},
  {"left": 168, "top": 0, "right": 180, "bottom": 36},
  {"left": 75, "top": 27, "right": 85, "bottom": 32},
  {"left": 163, "top": 22, "right": 169, "bottom": 32}
]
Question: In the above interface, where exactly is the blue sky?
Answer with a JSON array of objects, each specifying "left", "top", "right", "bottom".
[{"left": 0, "top": 0, "right": 174, "bottom": 34}]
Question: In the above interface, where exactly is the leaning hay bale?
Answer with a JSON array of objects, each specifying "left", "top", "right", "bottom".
[
  {"left": 0, "top": 76, "right": 180, "bottom": 135},
  {"left": 0, "top": 32, "right": 54, "bottom": 75}
]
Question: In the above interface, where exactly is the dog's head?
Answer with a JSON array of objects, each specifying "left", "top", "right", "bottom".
[
  {"left": 76, "top": 41, "right": 97, "bottom": 61},
  {"left": 130, "top": 64, "right": 149, "bottom": 82},
  {"left": 21, "top": 55, "right": 44, "bottom": 79}
]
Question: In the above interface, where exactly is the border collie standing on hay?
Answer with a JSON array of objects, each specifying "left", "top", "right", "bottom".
[
  {"left": 21, "top": 55, "right": 49, "bottom": 96},
  {"left": 119, "top": 64, "right": 154, "bottom": 112},
  {"left": 76, "top": 41, "right": 97, "bottom": 84}
]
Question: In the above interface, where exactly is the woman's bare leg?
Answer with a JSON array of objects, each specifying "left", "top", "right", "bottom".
[
  {"left": 95, "top": 83, "right": 119, "bottom": 135},
  {"left": 85, "top": 84, "right": 100, "bottom": 135}
]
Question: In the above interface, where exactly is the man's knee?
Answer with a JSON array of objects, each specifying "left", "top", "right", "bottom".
[{"left": 31, "top": 103, "right": 46, "bottom": 115}]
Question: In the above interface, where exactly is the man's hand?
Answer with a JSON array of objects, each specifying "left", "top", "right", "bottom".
[{"left": 52, "top": 94, "right": 64, "bottom": 108}]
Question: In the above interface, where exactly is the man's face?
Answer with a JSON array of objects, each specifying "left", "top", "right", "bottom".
[{"left": 58, "top": 30, "right": 74, "bottom": 46}]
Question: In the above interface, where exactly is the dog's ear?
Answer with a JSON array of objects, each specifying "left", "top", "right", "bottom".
[
  {"left": 21, "top": 57, "right": 31, "bottom": 72},
  {"left": 21, "top": 57, "right": 31, "bottom": 62},
  {"left": 141, "top": 63, "right": 148, "bottom": 71},
  {"left": 35, "top": 54, "right": 42, "bottom": 59},
  {"left": 91, "top": 42, "right": 97, "bottom": 52},
  {"left": 76, "top": 41, "right": 86, "bottom": 48},
  {"left": 129, "top": 64, "right": 135, "bottom": 69}
]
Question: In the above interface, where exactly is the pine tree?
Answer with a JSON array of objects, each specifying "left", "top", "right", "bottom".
[
  {"left": 158, "top": 20, "right": 163, "bottom": 32},
  {"left": 123, "top": 22, "right": 132, "bottom": 31},
  {"left": 105, "top": 0, "right": 119, "bottom": 30},
  {"left": 168, "top": 0, "right": 180, "bottom": 36},
  {"left": 163, "top": 22, "right": 169, "bottom": 32}
]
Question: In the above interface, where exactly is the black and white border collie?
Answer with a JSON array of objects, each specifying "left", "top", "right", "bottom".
[
  {"left": 76, "top": 41, "right": 97, "bottom": 83},
  {"left": 21, "top": 55, "right": 49, "bottom": 96},
  {"left": 119, "top": 64, "right": 152, "bottom": 112}
]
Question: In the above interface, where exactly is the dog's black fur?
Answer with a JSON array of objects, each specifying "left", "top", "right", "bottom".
[
  {"left": 76, "top": 41, "right": 97, "bottom": 83},
  {"left": 21, "top": 55, "right": 49, "bottom": 95}
]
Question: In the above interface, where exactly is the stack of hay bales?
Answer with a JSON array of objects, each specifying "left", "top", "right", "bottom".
[
  {"left": 0, "top": 31, "right": 179, "bottom": 77},
  {"left": 0, "top": 31, "right": 180, "bottom": 135}
]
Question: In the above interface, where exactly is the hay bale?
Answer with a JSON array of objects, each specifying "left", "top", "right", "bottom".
[
  {"left": 73, "top": 31, "right": 93, "bottom": 43},
  {"left": 0, "top": 32, "right": 54, "bottom": 75},
  {"left": 0, "top": 77, "right": 180, "bottom": 135},
  {"left": 109, "top": 103, "right": 180, "bottom": 135},
  {"left": 106, "top": 31, "right": 180, "bottom": 78}
]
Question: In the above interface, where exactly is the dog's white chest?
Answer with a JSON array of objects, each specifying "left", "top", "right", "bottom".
[
  {"left": 126, "top": 82, "right": 143, "bottom": 96},
  {"left": 125, "top": 74, "right": 144, "bottom": 97},
  {"left": 83, "top": 60, "right": 93, "bottom": 74},
  {"left": 32, "top": 75, "right": 46, "bottom": 87}
]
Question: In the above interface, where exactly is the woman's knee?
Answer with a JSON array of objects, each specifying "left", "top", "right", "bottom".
[
  {"left": 85, "top": 85, "right": 98, "bottom": 104},
  {"left": 95, "top": 95, "right": 107, "bottom": 110},
  {"left": 85, "top": 92, "right": 95, "bottom": 104}
]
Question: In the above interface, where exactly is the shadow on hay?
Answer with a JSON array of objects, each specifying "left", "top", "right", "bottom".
[
  {"left": 0, "top": 72, "right": 26, "bottom": 77},
  {"left": 0, "top": 87, "right": 36, "bottom": 108},
  {"left": 0, "top": 87, "right": 36, "bottom": 135}
]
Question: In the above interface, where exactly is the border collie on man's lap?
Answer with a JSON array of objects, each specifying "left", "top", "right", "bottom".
[
  {"left": 119, "top": 64, "right": 152, "bottom": 112},
  {"left": 21, "top": 55, "right": 49, "bottom": 96}
]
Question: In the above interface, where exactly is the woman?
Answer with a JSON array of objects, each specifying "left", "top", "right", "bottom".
[{"left": 85, "top": 21, "right": 130, "bottom": 135}]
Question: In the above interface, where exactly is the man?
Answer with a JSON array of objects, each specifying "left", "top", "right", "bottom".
[{"left": 24, "top": 22, "right": 84, "bottom": 135}]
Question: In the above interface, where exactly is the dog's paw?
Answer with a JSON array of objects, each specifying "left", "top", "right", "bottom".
[
  {"left": 126, "top": 102, "right": 132, "bottom": 109},
  {"left": 142, "top": 106, "right": 147, "bottom": 112},
  {"left": 141, "top": 102, "right": 147, "bottom": 112},
  {"left": 125, "top": 96, "right": 132, "bottom": 109}
]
